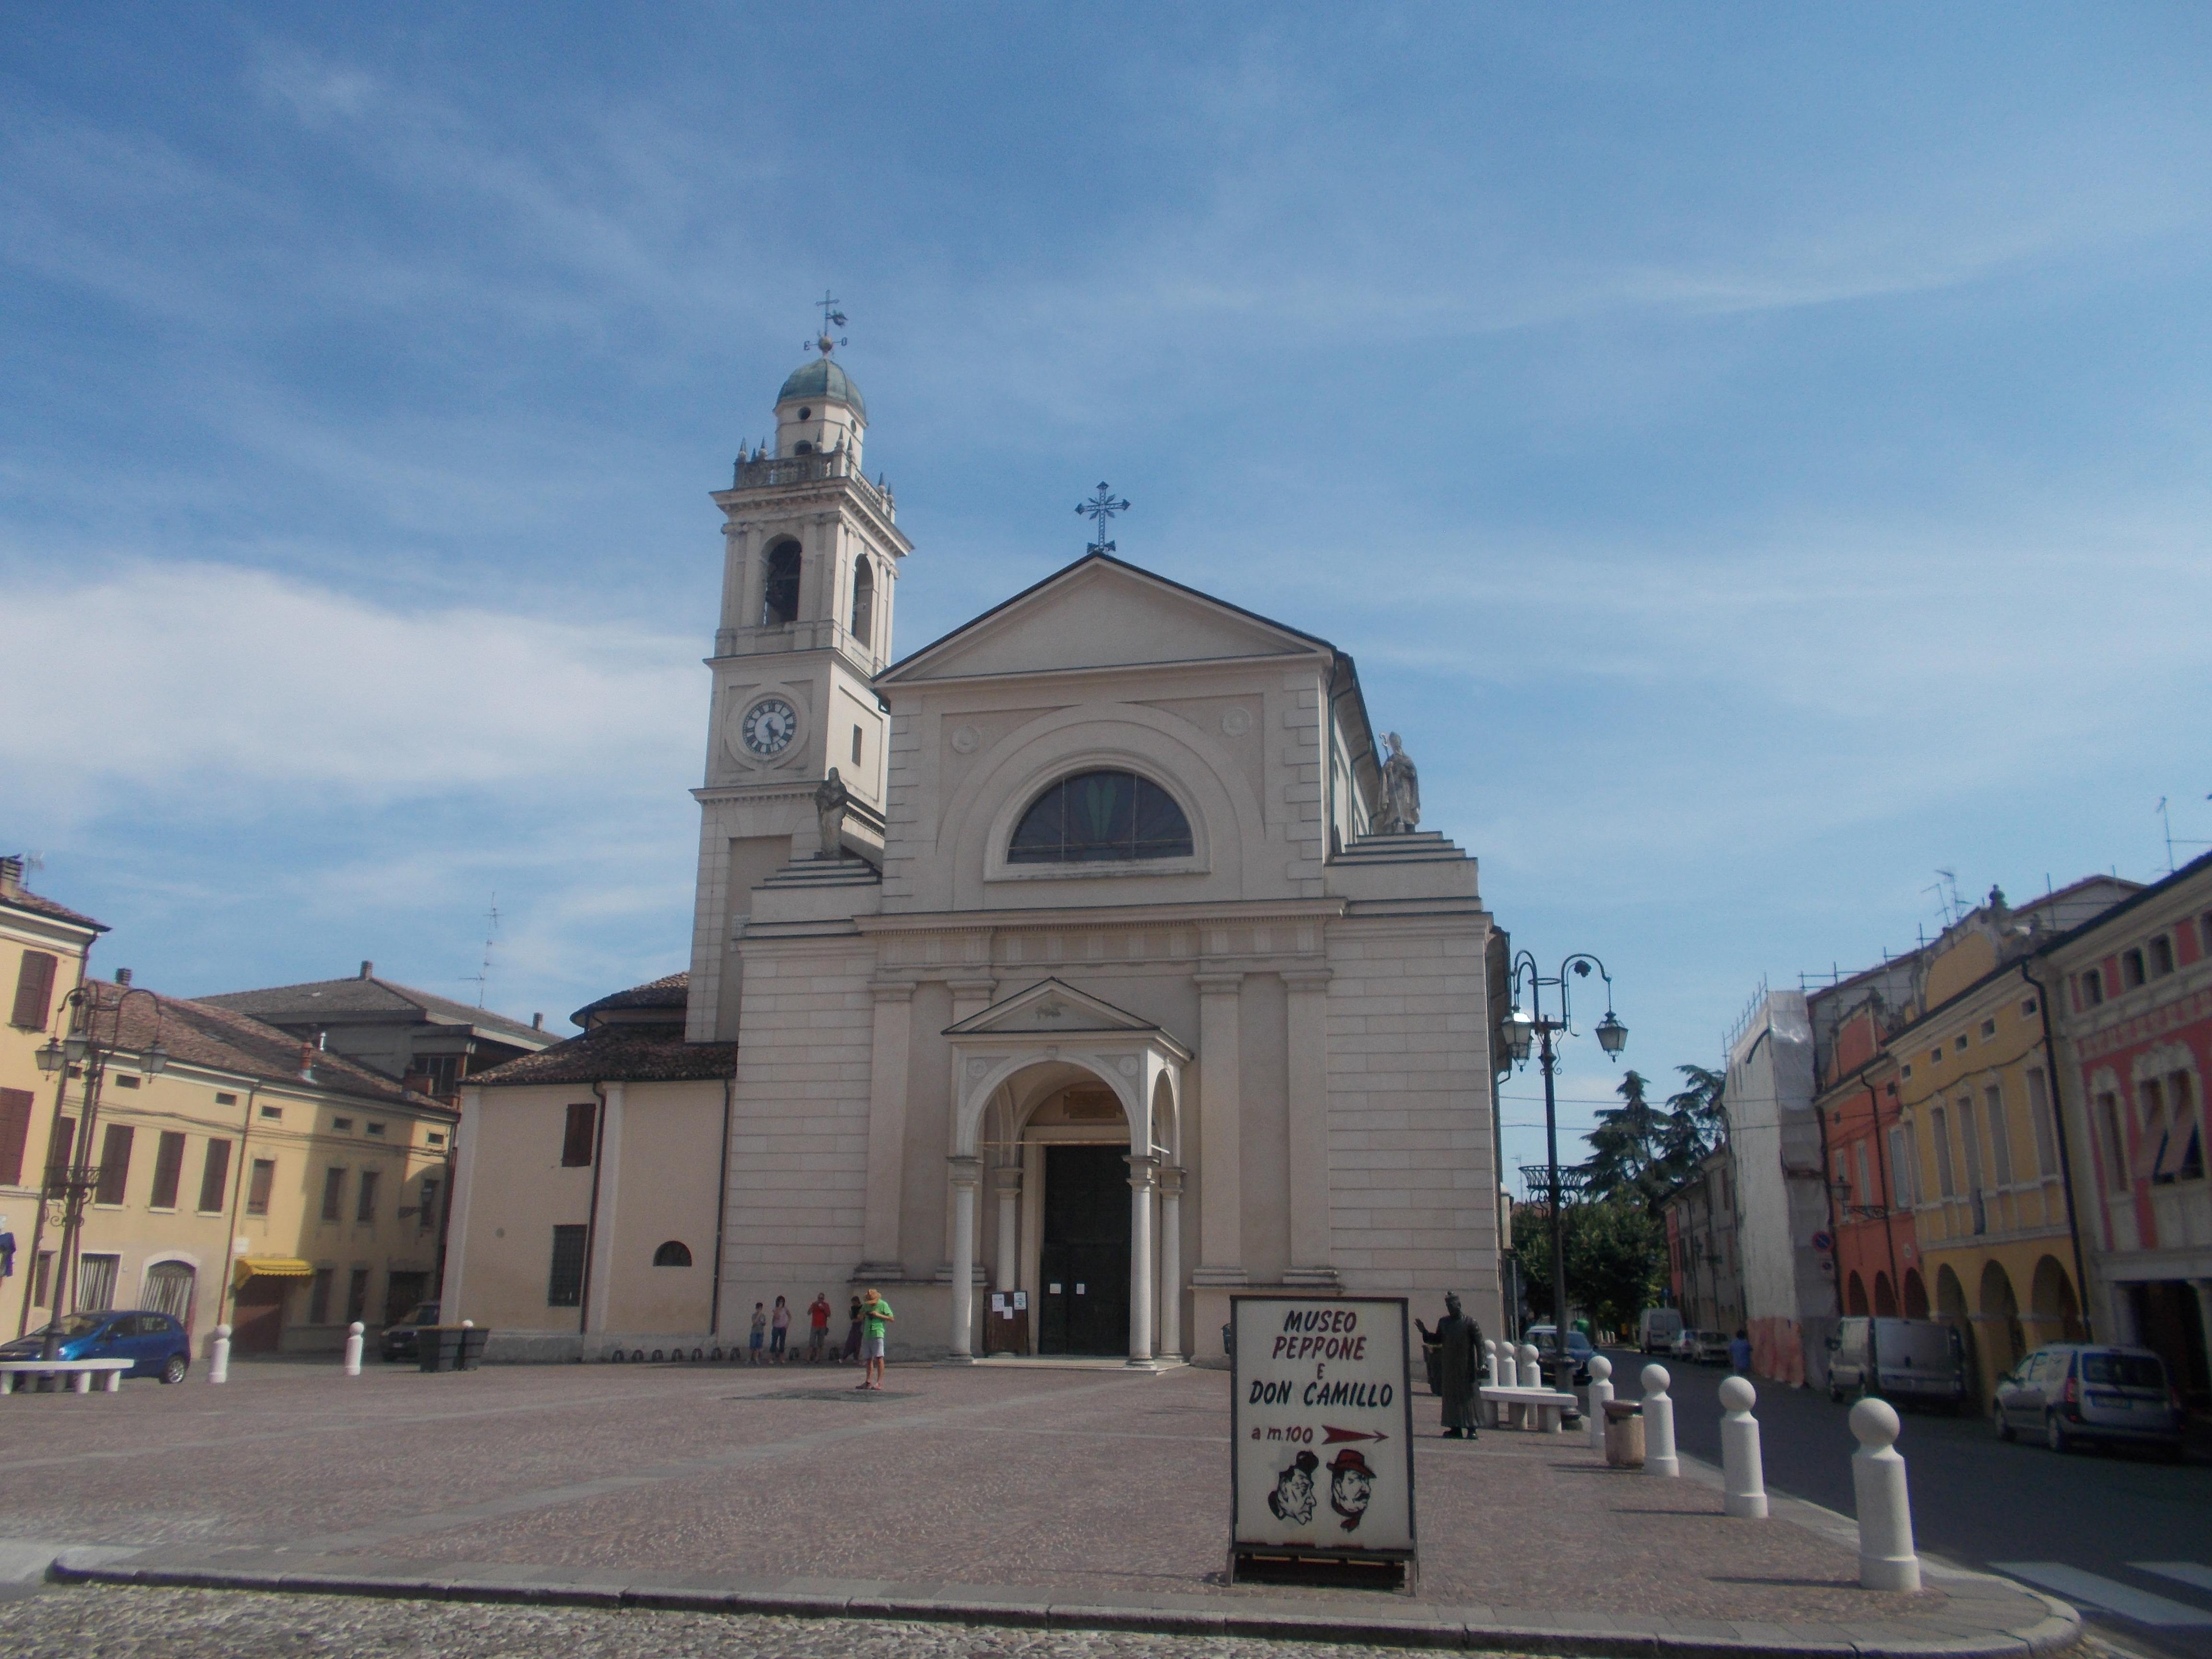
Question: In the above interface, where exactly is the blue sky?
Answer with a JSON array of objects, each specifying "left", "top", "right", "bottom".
[{"left": 5, "top": 5, "right": 2209, "bottom": 1181}]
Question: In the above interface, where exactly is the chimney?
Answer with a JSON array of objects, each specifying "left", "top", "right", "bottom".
[
  {"left": 0, "top": 855, "right": 21, "bottom": 896},
  {"left": 360, "top": 960, "right": 374, "bottom": 979},
  {"left": 115, "top": 968, "right": 132, "bottom": 987},
  {"left": 532, "top": 1012, "right": 544, "bottom": 1031}
]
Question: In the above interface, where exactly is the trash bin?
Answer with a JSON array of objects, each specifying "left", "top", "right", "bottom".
[
  {"left": 418, "top": 1326, "right": 490, "bottom": 1373},
  {"left": 1603, "top": 1398, "right": 1644, "bottom": 1467}
]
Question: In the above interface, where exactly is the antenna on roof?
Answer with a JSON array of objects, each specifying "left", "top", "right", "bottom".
[{"left": 463, "top": 894, "right": 500, "bottom": 1007}]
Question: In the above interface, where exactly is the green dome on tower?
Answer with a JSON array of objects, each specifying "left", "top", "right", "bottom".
[{"left": 776, "top": 355, "right": 866, "bottom": 420}]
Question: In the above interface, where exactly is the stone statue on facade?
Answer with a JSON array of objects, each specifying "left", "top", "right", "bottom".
[
  {"left": 814, "top": 768, "right": 851, "bottom": 860},
  {"left": 1380, "top": 732, "right": 1420, "bottom": 834}
]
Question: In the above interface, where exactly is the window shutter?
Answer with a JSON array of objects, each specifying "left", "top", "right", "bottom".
[
  {"left": 562, "top": 1101, "right": 596, "bottom": 1167},
  {"left": 0, "top": 1087, "right": 33, "bottom": 1187},
  {"left": 46, "top": 1115, "right": 76, "bottom": 1190},
  {"left": 96, "top": 1124, "right": 134, "bottom": 1205},
  {"left": 198, "top": 1139, "right": 232, "bottom": 1212},
  {"left": 150, "top": 1130, "right": 186, "bottom": 1208},
  {"left": 10, "top": 950, "right": 58, "bottom": 1030}
]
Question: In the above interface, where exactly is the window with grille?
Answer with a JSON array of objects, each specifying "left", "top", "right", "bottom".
[
  {"left": 144, "top": 1261, "right": 195, "bottom": 1326},
  {"left": 77, "top": 1253, "right": 119, "bottom": 1311},
  {"left": 547, "top": 1224, "right": 588, "bottom": 1307},
  {"left": 321, "top": 1167, "right": 346, "bottom": 1222},
  {"left": 356, "top": 1169, "right": 379, "bottom": 1223}
]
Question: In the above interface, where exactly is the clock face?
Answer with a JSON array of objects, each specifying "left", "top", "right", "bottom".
[{"left": 740, "top": 697, "right": 798, "bottom": 757}]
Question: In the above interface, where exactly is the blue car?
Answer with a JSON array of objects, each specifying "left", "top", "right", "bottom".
[{"left": 0, "top": 1310, "right": 192, "bottom": 1383}]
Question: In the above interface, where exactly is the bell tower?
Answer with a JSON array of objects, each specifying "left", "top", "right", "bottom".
[{"left": 686, "top": 316, "right": 913, "bottom": 1040}]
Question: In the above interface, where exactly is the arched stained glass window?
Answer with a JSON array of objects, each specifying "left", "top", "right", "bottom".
[{"left": 1008, "top": 770, "right": 1193, "bottom": 864}]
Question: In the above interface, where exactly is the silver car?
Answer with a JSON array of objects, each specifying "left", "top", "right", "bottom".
[{"left": 1992, "top": 1344, "right": 2185, "bottom": 1460}]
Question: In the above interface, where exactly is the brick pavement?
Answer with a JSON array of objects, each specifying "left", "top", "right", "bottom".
[{"left": 0, "top": 1358, "right": 2078, "bottom": 1654}]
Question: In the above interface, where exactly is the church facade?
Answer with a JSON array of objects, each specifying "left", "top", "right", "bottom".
[{"left": 446, "top": 345, "right": 1513, "bottom": 1363}]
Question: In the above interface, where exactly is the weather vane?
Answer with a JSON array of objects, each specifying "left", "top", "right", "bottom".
[
  {"left": 1077, "top": 481, "right": 1130, "bottom": 554},
  {"left": 806, "top": 289, "right": 849, "bottom": 357}
]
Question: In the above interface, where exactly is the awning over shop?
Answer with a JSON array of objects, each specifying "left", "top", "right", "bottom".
[{"left": 232, "top": 1256, "right": 313, "bottom": 1286}]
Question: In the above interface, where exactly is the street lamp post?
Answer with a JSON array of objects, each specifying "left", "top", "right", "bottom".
[
  {"left": 1502, "top": 952, "right": 1626, "bottom": 1397},
  {"left": 32, "top": 981, "right": 167, "bottom": 1355}
]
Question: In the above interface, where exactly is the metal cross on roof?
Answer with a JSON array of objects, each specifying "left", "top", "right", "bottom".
[
  {"left": 1076, "top": 481, "right": 1130, "bottom": 554},
  {"left": 807, "top": 289, "right": 849, "bottom": 356}
]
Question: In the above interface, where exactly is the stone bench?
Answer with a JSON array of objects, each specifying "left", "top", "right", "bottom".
[
  {"left": 0, "top": 1358, "right": 136, "bottom": 1395},
  {"left": 1480, "top": 1383, "right": 1579, "bottom": 1432}
]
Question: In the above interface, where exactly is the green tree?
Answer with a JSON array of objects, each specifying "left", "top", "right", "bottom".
[
  {"left": 1581, "top": 1069, "right": 1665, "bottom": 1207},
  {"left": 1654, "top": 1063, "right": 1726, "bottom": 1188},
  {"left": 1508, "top": 1198, "right": 1665, "bottom": 1334}
]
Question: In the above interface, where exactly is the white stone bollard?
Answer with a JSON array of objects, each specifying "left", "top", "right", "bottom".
[
  {"left": 1719, "top": 1375, "right": 1767, "bottom": 1517},
  {"left": 208, "top": 1324, "right": 231, "bottom": 1385},
  {"left": 1641, "top": 1363, "right": 1679, "bottom": 1476},
  {"left": 1517, "top": 1342, "right": 1540, "bottom": 1388},
  {"left": 1587, "top": 1355, "right": 1614, "bottom": 1451},
  {"left": 1481, "top": 1338, "right": 1500, "bottom": 1427},
  {"left": 1850, "top": 1397, "right": 1921, "bottom": 1591},
  {"left": 343, "top": 1321, "right": 364, "bottom": 1377}
]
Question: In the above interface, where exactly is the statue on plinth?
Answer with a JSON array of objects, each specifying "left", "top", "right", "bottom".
[
  {"left": 814, "top": 768, "right": 851, "bottom": 860},
  {"left": 1380, "top": 731, "right": 1421, "bottom": 834}
]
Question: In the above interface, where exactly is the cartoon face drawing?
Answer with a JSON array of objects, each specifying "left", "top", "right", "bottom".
[
  {"left": 1267, "top": 1450, "right": 1319, "bottom": 1525},
  {"left": 1328, "top": 1448, "right": 1375, "bottom": 1532}
]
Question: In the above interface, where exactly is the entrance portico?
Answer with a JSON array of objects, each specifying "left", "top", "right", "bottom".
[{"left": 946, "top": 979, "right": 1189, "bottom": 1365}]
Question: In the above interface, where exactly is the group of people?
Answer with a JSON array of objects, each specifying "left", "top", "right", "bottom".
[{"left": 743, "top": 1288, "right": 895, "bottom": 1388}]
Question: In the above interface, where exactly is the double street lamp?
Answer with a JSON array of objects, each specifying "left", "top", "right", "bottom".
[
  {"left": 30, "top": 982, "right": 167, "bottom": 1354},
  {"left": 1502, "top": 952, "right": 1626, "bottom": 1396}
]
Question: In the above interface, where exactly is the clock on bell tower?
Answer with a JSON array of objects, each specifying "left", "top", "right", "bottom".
[{"left": 685, "top": 316, "right": 913, "bottom": 1040}]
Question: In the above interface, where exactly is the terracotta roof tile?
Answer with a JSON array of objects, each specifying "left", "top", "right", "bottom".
[{"left": 470, "top": 1021, "right": 736, "bottom": 1087}]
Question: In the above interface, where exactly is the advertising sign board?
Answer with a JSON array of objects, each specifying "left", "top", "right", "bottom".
[{"left": 1229, "top": 1295, "right": 1415, "bottom": 1587}]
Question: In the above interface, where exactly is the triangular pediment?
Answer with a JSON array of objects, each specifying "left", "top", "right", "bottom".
[
  {"left": 943, "top": 978, "right": 1162, "bottom": 1039},
  {"left": 880, "top": 553, "right": 1331, "bottom": 685}
]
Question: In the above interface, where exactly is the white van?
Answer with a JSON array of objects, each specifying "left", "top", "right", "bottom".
[
  {"left": 1637, "top": 1307, "right": 1684, "bottom": 1354},
  {"left": 1826, "top": 1317, "right": 1970, "bottom": 1410}
]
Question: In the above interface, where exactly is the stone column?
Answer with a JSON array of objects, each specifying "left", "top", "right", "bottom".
[
  {"left": 1282, "top": 969, "right": 1336, "bottom": 1286},
  {"left": 858, "top": 983, "right": 915, "bottom": 1276},
  {"left": 740, "top": 523, "right": 771, "bottom": 631},
  {"left": 1158, "top": 1166, "right": 1185, "bottom": 1359},
  {"left": 948, "top": 1156, "right": 982, "bottom": 1359},
  {"left": 1192, "top": 972, "right": 1246, "bottom": 1285},
  {"left": 718, "top": 522, "right": 751, "bottom": 648},
  {"left": 1127, "top": 1154, "right": 1159, "bottom": 1364},
  {"left": 942, "top": 977, "right": 997, "bottom": 1273},
  {"left": 993, "top": 1166, "right": 1022, "bottom": 1290}
]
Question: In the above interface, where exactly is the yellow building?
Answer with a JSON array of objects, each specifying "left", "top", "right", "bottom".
[
  {"left": 3, "top": 857, "right": 105, "bottom": 1306},
  {"left": 1896, "top": 886, "right": 2117, "bottom": 1403},
  {"left": 4, "top": 866, "right": 461, "bottom": 1356}
]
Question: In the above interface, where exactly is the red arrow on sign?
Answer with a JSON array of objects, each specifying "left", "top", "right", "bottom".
[{"left": 1322, "top": 1425, "right": 1388, "bottom": 1444}]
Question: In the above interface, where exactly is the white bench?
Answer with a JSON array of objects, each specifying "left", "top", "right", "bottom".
[
  {"left": 0, "top": 1358, "right": 136, "bottom": 1395},
  {"left": 1480, "top": 1383, "right": 1579, "bottom": 1432}
]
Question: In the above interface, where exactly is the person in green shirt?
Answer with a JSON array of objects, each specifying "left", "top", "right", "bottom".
[{"left": 857, "top": 1287, "right": 894, "bottom": 1391}]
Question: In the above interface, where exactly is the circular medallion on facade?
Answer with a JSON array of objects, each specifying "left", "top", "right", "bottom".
[
  {"left": 1221, "top": 707, "right": 1252, "bottom": 736},
  {"left": 1117, "top": 1055, "right": 1140, "bottom": 1077},
  {"left": 739, "top": 697, "right": 798, "bottom": 757},
  {"left": 951, "top": 723, "right": 982, "bottom": 754},
  {"left": 967, "top": 1058, "right": 990, "bottom": 1079}
]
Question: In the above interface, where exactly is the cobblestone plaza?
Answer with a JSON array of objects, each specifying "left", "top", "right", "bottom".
[{"left": 0, "top": 1359, "right": 2071, "bottom": 1655}]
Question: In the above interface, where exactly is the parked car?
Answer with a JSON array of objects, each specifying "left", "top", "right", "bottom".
[
  {"left": 1526, "top": 1324, "right": 1595, "bottom": 1385},
  {"left": 1637, "top": 1307, "right": 1684, "bottom": 1354},
  {"left": 1992, "top": 1344, "right": 2186, "bottom": 1459},
  {"left": 0, "top": 1310, "right": 191, "bottom": 1382},
  {"left": 1827, "top": 1316, "right": 1969, "bottom": 1410},
  {"left": 380, "top": 1300, "right": 443, "bottom": 1362},
  {"left": 1691, "top": 1329, "right": 1732, "bottom": 1365}
]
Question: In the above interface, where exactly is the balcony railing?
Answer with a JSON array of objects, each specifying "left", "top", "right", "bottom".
[{"left": 729, "top": 450, "right": 893, "bottom": 514}]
